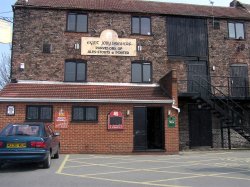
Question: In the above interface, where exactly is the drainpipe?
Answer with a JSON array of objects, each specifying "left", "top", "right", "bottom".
[
  {"left": 172, "top": 99, "right": 180, "bottom": 113},
  {"left": 172, "top": 105, "right": 180, "bottom": 113}
]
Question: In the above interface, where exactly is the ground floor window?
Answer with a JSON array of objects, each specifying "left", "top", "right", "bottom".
[
  {"left": 26, "top": 105, "right": 53, "bottom": 122},
  {"left": 72, "top": 106, "right": 98, "bottom": 122}
]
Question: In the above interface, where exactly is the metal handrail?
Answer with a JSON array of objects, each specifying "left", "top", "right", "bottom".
[{"left": 178, "top": 72, "right": 249, "bottom": 129}]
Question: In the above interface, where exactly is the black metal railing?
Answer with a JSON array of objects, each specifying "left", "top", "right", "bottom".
[{"left": 178, "top": 72, "right": 250, "bottom": 147}]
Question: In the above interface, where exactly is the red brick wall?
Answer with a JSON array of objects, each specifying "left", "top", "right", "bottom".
[{"left": 0, "top": 102, "right": 179, "bottom": 154}]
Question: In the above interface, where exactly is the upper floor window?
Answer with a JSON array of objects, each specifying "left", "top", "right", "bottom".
[
  {"left": 132, "top": 16, "right": 151, "bottom": 35},
  {"left": 64, "top": 60, "right": 86, "bottom": 82},
  {"left": 228, "top": 22, "right": 245, "bottom": 39},
  {"left": 72, "top": 106, "right": 98, "bottom": 122},
  {"left": 67, "top": 13, "right": 88, "bottom": 32},
  {"left": 26, "top": 105, "right": 53, "bottom": 122},
  {"left": 131, "top": 61, "right": 152, "bottom": 83}
]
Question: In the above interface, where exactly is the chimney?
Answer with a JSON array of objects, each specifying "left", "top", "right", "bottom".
[{"left": 230, "top": 0, "right": 238, "bottom": 7}]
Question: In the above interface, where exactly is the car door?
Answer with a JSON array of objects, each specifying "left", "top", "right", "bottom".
[{"left": 45, "top": 125, "right": 57, "bottom": 155}]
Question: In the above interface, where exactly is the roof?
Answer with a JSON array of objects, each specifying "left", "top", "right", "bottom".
[
  {"left": 0, "top": 82, "right": 171, "bottom": 103},
  {"left": 15, "top": 0, "right": 250, "bottom": 20}
]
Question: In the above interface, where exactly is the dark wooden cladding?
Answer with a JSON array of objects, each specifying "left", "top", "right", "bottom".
[{"left": 167, "top": 16, "right": 208, "bottom": 58}]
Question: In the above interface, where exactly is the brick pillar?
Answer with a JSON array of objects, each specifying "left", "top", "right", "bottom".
[{"left": 160, "top": 69, "right": 180, "bottom": 153}]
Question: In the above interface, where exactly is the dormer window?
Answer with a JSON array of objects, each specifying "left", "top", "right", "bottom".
[{"left": 228, "top": 22, "right": 245, "bottom": 40}]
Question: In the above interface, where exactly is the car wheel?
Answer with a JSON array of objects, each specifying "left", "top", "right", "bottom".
[
  {"left": 43, "top": 151, "right": 51, "bottom": 169},
  {"left": 54, "top": 147, "right": 59, "bottom": 159}
]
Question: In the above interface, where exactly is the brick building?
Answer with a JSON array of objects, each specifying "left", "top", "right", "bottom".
[{"left": 0, "top": 0, "right": 249, "bottom": 153}]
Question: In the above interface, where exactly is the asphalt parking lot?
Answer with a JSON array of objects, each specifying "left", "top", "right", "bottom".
[{"left": 1, "top": 150, "right": 250, "bottom": 187}]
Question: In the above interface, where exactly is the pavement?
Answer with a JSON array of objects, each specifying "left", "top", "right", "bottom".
[{"left": 1, "top": 150, "right": 250, "bottom": 187}]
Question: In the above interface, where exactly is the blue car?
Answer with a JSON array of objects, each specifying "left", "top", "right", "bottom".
[{"left": 0, "top": 123, "right": 60, "bottom": 169}]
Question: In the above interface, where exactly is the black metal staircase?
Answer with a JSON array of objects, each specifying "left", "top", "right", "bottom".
[{"left": 179, "top": 74, "right": 250, "bottom": 149}]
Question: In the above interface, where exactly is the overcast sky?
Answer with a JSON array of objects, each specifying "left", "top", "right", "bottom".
[{"left": 0, "top": 0, "right": 249, "bottom": 55}]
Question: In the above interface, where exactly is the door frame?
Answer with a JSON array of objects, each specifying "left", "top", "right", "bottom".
[
  {"left": 188, "top": 104, "right": 213, "bottom": 148},
  {"left": 230, "top": 64, "right": 249, "bottom": 98},
  {"left": 187, "top": 61, "right": 209, "bottom": 97},
  {"left": 133, "top": 106, "right": 165, "bottom": 151}
]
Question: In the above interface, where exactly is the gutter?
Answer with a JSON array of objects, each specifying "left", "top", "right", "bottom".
[{"left": 0, "top": 97, "right": 173, "bottom": 104}]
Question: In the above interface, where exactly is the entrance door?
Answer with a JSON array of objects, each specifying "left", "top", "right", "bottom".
[
  {"left": 133, "top": 107, "right": 164, "bottom": 151},
  {"left": 230, "top": 64, "right": 248, "bottom": 98},
  {"left": 187, "top": 61, "right": 209, "bottom": 97},
  {"left": 189, "top": 104, "right": 212, "bottom": 147},
  {"left": 133, "top": 107, "right": 147, "bottom": 150}
]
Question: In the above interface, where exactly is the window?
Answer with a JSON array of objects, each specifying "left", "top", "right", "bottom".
[
  {"left": 42, "top": 43, "right": 52, "bottom": 53},
  {"left": 131, "top": 61, "right": 152, "bottom": 83},
  {"left": 67, "top": 13, "right": 88, "bottom": 32},
  {"left": 213, "top": 20, "right": 220, "bottom": 30},
  {"left": 228, "top": 22, "right": 245, "bottom": 39},
  {"left": 64, "top": 60, "right": 86, "bottom": 82},
  {"left": 132, "top": 16, "right": 151, "bottom": 35},
  {"left": 26, "top": 106, "right": 53, "bottom": 122},
  {"left": 72, "top": 106, "right": 98, "bottom": 122}
]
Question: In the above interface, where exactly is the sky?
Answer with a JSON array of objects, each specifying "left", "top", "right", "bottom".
[{"left": 0, "top": 0, "right": 249, "bottom": 56}]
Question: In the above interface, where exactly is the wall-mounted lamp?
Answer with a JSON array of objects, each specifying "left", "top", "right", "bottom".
[
  {"left": 137, "top": 45, "right": 142, "bottom": 52},
  {"left": 20, "top": 63, "right": 25, "bottom": 71},
  {"left": 168, "top": 110, "right": 171, "bottom": 116},
  {"left": 212, "top": 65, "right": 215, "bottom": 71},
  {"left": 126, "top": 110, "right": 130, "bottom": 116},
  {"left": 74, "top": 43, "right": 80, "bottom": 50}
]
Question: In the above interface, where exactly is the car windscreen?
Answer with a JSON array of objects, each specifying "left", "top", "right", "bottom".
[{"left": 0, "top": 124, "right": 41, "bottom": 136}]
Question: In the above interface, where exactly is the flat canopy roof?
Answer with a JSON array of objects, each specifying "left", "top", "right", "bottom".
[{"left": 0, "top": 82, "right": 172, "bottom": 104}]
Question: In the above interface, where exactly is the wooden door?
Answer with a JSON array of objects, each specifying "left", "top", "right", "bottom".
[
  {"left": 230, "top": 64, "right": 248, "bottom": 98},
  {"left": 187, "top": 61, "right": 209, "bottom": 97},
  {"left": 189, "top": 104, "right": 212, "bottom": 147}
]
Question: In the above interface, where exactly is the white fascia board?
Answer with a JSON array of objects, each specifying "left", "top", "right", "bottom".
[{"left": 0, "top": 97, "right": 173, "bottom": 104}]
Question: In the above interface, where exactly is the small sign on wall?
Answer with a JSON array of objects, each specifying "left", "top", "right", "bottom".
[
  {"left": 6, "top": 105, "right": 15, "bottom": 116},
  {"left": 55, "top": 108, "right": 69, "bottom": 129},
  {"left": 108, "top": 111, "right": 124, "bottom": 130},
  {"left": 168, "top": 116, "right": 176, "bottom": 128}
]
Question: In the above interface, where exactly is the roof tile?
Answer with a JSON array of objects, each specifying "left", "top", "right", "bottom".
[
  {"left": 0, "top": 83, "right": 169, "bottom": 101},
  {"left": 15, "top": 0, "right": 250, "bottom": 19}
]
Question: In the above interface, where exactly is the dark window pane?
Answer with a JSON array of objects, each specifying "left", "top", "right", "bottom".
[
  {"left": 77, "top": 63, "right": 86, "bottom": 81},
  {"left": 143, "top": 64, "right": 151, "bottom": 82},
  {"left": 228, "top": 23, "right": 235, "bottom": 38},
  {"left": 27, "top": 107, "right": 38, "bottom": 120},
  {"left": 67, "top": 14, "right": 76, "bottom": 31},
  {"left": 236, "top": 23, "right": 244, "bottom": 39},
  {"left": 73, "top": 107, "right": 85, "bottom": 121},
  {"left": 141, "top": 17, "right": 151, "bottom": 35},
  {"left": 132, "top": 63, "right": 142, "bottom": 82},
  {"left": 40, "top": 107, "right": 52, "bottom": 120},
  {"left": 65, "top": 62, "right": 76, "bottom": 81},
  {"left": 86, "top": 108, "right": 97, "bottom": 121},
  {"left": 132, "top": 17, "right": 140, "bottom": 34},
  {"left": 77, "top": 14, "right": 87, "bottom": 32}
]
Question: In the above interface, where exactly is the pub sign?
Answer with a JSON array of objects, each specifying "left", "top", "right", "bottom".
[{"left": 108, "top": 111, "right": 124, "bottom": 130}]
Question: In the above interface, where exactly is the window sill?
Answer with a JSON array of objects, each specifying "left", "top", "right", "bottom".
[
  {"left": 25, "top": 120, "right": 53, "bottom": 122},
  {"left": 131, "top": 34, "right": 153, "bottom": 37},
  {"left": 63, "top": 80, "right": 87, "bottom": 83},
  {"left": 65, "top": 30, "right": 88, "bottom": 34},
  {"left": 71, "top": 121, "right": 99, "bottom": 123},
  {"left": 225, "top": 37, "right": 245, "bottom": 41},
  {"left": 131, "top": 82, "right": 153, "bottom": 84}
]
